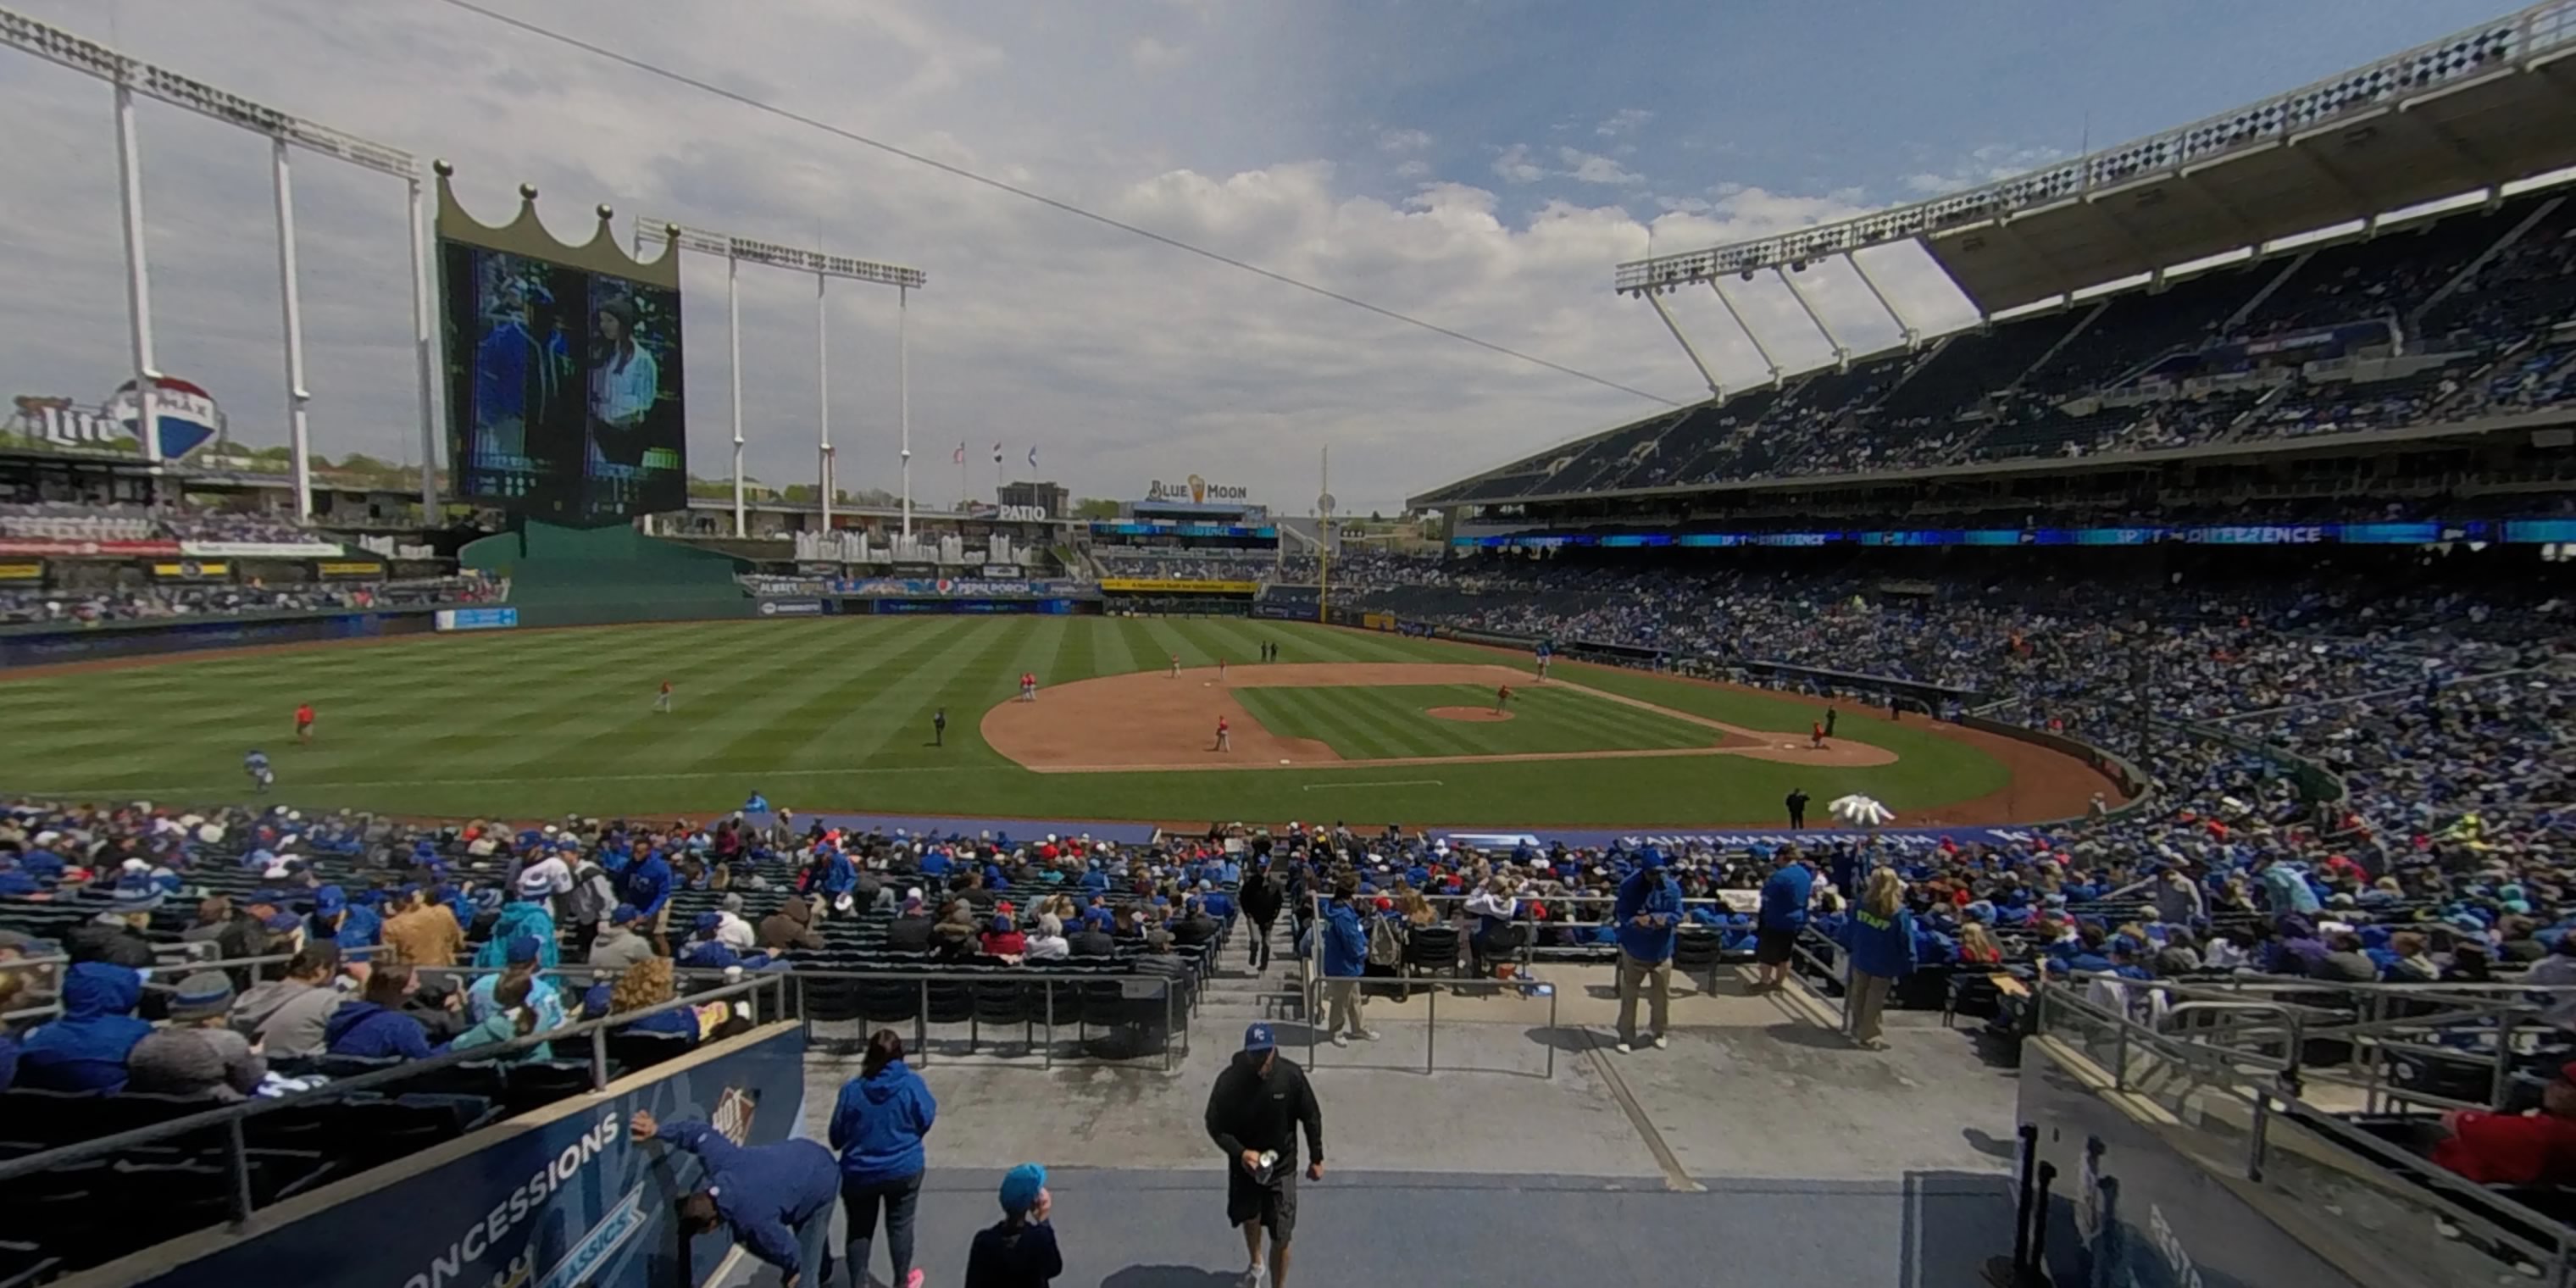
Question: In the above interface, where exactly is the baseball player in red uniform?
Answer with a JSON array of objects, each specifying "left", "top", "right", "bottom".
[
  {"left": 1811, "top": 720, "right": 1826, "bottom": 749},
  {"left": 294, "top": 702, "right": 316, "bottom": 744},
  {"left": 654, "top": 680, "right": 673, "bottom": 713},
  {"left": 1020, "top": 671, "right": 1037, "bottom": 702},
  {"left": 1169, "top": 653, "right": 1181, "bottom": 679},
  {"left": 1494, "top": 684, "right": 1513, "bottom": 715},
  {"left": 1213, "top": 716, "right": 1231, "bottom": 752}
]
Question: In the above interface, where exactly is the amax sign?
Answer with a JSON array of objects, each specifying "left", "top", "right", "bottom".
[
  {"left": 13, "top": 375, "right": 224, "bottom": 460},
  {"left": 1146, "top": 474, "right": 1248, "bottom": 504}
]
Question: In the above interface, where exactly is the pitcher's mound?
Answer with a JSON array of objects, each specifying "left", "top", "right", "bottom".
[{"left": 1427, "top": 706, "right": 1513, "bottom": 723}]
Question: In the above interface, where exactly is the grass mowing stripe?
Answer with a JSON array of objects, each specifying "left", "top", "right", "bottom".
[
  {"left": 761, "top": 618, "right": 999, "bottom": 768},
  {"left": 1089, "top": 618, "right": 1139, "bottom": 679},
  {"left": 1540, "top": 687, "right": 1705, "bottom": 749},
  {"left": 1305, "top": 684, "right": 1448, "bottom": 759}
]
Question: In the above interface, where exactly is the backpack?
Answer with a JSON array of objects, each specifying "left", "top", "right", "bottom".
[
  {"left": 1366, "top": 915, "right": 1403, "bottom": 968},
  {"left": 558, "top": 864, "right": 613, "bottom": 928}
]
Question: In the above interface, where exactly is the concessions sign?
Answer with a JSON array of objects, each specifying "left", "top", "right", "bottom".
[
  {"left": 0, "top": 538, "right": 180, "bottom": 558},
  {"left": 1097, "top": 577, "right": 1259, "bottom": 594}
]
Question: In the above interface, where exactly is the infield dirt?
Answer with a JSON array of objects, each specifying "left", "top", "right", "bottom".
[{"left": 980, "top": 662, "right": 1901, "bottom": 774}]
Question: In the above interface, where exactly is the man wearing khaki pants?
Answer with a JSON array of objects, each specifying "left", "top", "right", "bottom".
[
  {"left": 1318, "top": 888, "right": 1377, "bottom": 1046},
  {"left": 1611, "top": 847, "right": 1683, "bottom": 1054}
]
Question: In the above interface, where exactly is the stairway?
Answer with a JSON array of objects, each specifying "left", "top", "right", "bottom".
[{"left": 1194, "top": 920, "right": 1310, "bottom": 1025}]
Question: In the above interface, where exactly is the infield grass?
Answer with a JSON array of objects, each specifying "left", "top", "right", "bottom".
[
  {"left": 0, "top": 617, "right": 2010, "bottom": 826},
  {"left": 1232, "top": 683, "right": 1717, "bottom": 759}
]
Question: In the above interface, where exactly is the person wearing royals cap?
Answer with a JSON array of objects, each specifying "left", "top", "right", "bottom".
[{"left": 1205, "top": 1023, "right": 1324, "bottom": 1288}]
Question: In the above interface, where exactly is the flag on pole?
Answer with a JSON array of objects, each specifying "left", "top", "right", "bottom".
[
  {"left": 1027, "top": 446, "right": 1038, "bottom": 469},
  {"left": 952, "top": 442, "right": 964, "bottom": 464},
  {"left": 992, "top": 443, "right": 1003, "bottom": 464}
]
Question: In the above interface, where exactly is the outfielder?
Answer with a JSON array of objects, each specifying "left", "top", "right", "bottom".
[
  {"left": 1214, "top": 716, "right": 1231, "bottom": 752},
  {"left": 654, "top": 680, "right": 673, "bottom": 713}
]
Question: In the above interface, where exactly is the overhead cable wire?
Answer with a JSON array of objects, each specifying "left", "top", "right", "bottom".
[{"left": 431, "top": 0, "right": 1684, "bottom": 407}]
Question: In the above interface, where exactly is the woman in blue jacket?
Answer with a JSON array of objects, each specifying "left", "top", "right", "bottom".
[
  {"left": 1840, "top": 869, "right": 1918, "bottom": 1051},
  {"left": 830, "top": 1029, "right": 936, "bottom": 1288}
]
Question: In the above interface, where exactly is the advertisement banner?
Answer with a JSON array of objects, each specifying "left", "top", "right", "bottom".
[
  {"left": 148, "top": 562, "right": 231, "bottom": 579},
  {"left": 836, "top": 577, "right": 1091, "bottom": 599},
  {"left": 0, "top": 538, "right": 181, "bottom": 558},
  {"left": 435, "top": 607, "right": 520, "bottom": 632},
  {"left": 178, "top": 541, "right": 346, "bottom": 558},
  {"left": 314, "top": 561, "right": 385, "bottom": 577},
  {"left": 874, "top": 597, "right": 1080, "bottom": 615},
  {"left": 0, "top": 563, "right": 42, "bottom": 580},
  {"left": 1097, "top": 577, "right": 1259, "bottom": 594},
  {"left": 123, "top": 1027, "right": 808, "bottom": 1288},
  {"left": 755, "top": 598, "right": 825, "bottom": 617},
  {"left": 1252, "top": 602, "right": 1317, "bottom": 620}
]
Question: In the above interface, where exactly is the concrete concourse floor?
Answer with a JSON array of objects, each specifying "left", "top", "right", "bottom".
[{"left": 739, "top": 963, "right": 2020, "bottom": 1286}]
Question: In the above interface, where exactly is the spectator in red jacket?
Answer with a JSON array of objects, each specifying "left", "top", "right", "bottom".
[{"left": 2434, "top": 1061, "right": 2576, "bottom": 1185}]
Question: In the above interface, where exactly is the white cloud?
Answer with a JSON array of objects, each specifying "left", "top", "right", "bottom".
[
  {"left": 1902, "top": 143, "right": 2065, "bottom": 196},
  {"left": 1491, "top": 143, "right": 1548, "bottom": 185},
  {"left": 0, "top": 0, "right": 1974, "bottom": 514},
  {"left": 1391, "top": 158, "right": 1430, "bottom": 179},
  {"left": 1130, "top": 36, "right": 1187, "bottom": 69},
  {"left": 1596, "top": 108, "right": 1654, "bottom": 137},
  {"left": 1557, "top": 147, "right": 1644, "bottom": 187},
  {"left": 1377, "top": 128, "right": 1433, "bottom": 153}
]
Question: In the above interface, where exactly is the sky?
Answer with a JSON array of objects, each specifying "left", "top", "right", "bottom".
[{"left": 0, "top": 0, "right": 2533, "bottom": 517}]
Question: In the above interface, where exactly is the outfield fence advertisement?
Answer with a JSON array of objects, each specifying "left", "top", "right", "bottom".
[
  {"left": 435, "top": 607, "right": 521, "bottom": 632},
  {"left": 114, "top": 1026, "right": 807, "bottom": 1288},
  {"left": 0, "top": 610, "right": 439, "bottom": 667},
  {"left": 1097, "top": 577, "right": 1260, "bottom": 594}
]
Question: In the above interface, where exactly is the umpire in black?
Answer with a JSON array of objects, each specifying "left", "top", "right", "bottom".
[
  {"left": 933, "top": 707, "right": 947, "bottom": 747},
  {"left": 1206, "top": 1022, "right": 1323, "bottom": 1288}
]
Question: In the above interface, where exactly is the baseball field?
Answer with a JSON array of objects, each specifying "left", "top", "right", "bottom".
[{"left": 0, "top": 617, "right": 2114, "bottom": 828}]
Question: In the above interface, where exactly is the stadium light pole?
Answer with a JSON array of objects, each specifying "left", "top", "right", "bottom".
[
  {"left": 409, "top": 176, "right": 438, "bottom": 514},
  {"left": 7, "top": 11, "right": 430, "bottom": 502},
  {"left": 818, "top": 273, "right": 832, "bottom": 534},
  {"left": 111, "top": 75, "right": 161, "bottom": 466},
  {"left": 636, "top": 218, "right": 924, "bottom": 541},
  {"left": 728, "top": 252, "right": 745, "bottom": 537},
  {"left": 898, "top": 285, "right": 911, "bottom": 542},
  {"left": 271, "top": 138, "right": 314, "bottom": 520}
]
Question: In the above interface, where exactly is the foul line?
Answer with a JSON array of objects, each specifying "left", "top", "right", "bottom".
[
  {"left": 1301, "top": 779, "right": 1445, "bottom": 791},
  {"left": 8, "top": 763, "right": 984, "bottom": 796}
]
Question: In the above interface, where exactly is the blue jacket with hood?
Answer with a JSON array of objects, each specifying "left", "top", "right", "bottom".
[
  {"left": 657, "top": 1119, "right": 840, "bottom": 1274},
  {"left": 324, "top": 1000, "right": 436, "bottom": 1060},
  {"left": 1320, "top": 902, "right": 1368, "bottom": 978},
  {"left": 1840, "top": 905, "right": 1919, "bottom": 980},
  {"left": 473, "top": 902, "right": 559, "bottom": 969},
  {"left": 828, "top": 1058, "right": 938, "bottom": 1185},
  {"left": 1613, "top": 859, "right": 1683, "bottom": 963},
  {"left": 16, "top": 963, "right": 152, "bottom": 1092}
]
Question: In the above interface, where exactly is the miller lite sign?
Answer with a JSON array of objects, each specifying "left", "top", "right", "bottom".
[{"left": 10, "top": 375, "right": 224, "bottom": 459}]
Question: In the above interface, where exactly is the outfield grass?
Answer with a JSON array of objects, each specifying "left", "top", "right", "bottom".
[
  {"left": 1233, "top": 683, "right": 1716, "bottom": 758},
  {"left": 0, "top": 618, "right": 2011, "bottom": 825}
]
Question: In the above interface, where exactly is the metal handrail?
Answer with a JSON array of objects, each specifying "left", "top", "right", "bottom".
[
  {"left": 2036, "top": 983, "right": 2576, "bottom": 1274},
  {"left": 0, "top": 972, "right": 787, "bottom": 1189}
]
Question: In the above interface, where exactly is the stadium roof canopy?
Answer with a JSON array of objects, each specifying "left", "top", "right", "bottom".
[{"left": 1615, "top": 3, "right": 2576, "bottom": 317}]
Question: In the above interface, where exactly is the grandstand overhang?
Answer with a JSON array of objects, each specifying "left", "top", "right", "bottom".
[{"left": 1614, "top": 3, "right": 2576, "bottom": 316}]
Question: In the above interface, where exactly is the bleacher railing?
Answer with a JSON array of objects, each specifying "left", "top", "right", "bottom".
[
  {"left": 0, "top": 972, "right": 790, "bottom": 1230},
  {"left": 2029, "top": 977, "right": 2576, "bottom": 1285}
]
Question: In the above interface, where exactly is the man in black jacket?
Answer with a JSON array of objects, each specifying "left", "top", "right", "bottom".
[
  {"left": 885, "top": 897, "right": 935, "bottom": 953},
  {"left": 1205, "top": 1024, "right": 1323, "bottom": 1288},
  {"left": 1239, "top": 863, "right": 1284, "bottom": 971}
]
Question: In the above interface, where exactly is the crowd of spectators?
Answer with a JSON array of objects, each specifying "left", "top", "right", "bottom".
[
  {"left": 1091, "top": 547, "right": 1274, "bottom": 581},
  {"left": 0, "top": 502, "right": 332, "bottom": 547},
  {"left": 0, "top": 575, "right": 502, "bottom": 625}
]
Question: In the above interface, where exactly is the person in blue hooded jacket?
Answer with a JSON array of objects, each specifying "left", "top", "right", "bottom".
[
  {"left": 1319, "top": 889, "right": 1374, "bottom": 1046},
  {"left": 1840, "top": 869, "right": 1918, "bottom": 1050},
  {"left": 1754, "top": 850, "right": 1815, "bottom": 992},
  {"left": 1612, "top": 848, "right": 1682, "bottom": 1053},
  {"left": 626, "top": 849, "right": 675, "bottom": 933},
  {"left": 15, "top": 962, "right": 152, "bottom": 1092},
  {"left": 474, "top": 883, "right": 560, "bottom": 971},
  {"left": 635, "top": 1108, "right": 841, "bottom": 1288},
  {"left": 325, "top": 958, "right": 441, "bottom": 1059},
  {"left": 831, "top": 1030, "right": 937, "bottom": 1288}
]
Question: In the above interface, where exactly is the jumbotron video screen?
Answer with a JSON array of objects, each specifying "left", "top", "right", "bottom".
[{"left": 441, "top": 241, "right": 687, "bottom": 521}]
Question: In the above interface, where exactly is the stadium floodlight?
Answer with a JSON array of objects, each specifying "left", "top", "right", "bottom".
[
  {"left": 637, "top": 219, "right": 926, "bottom": 540},
  {"left": 1, "top": 7, "right": 436, "bottom": 516}
]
